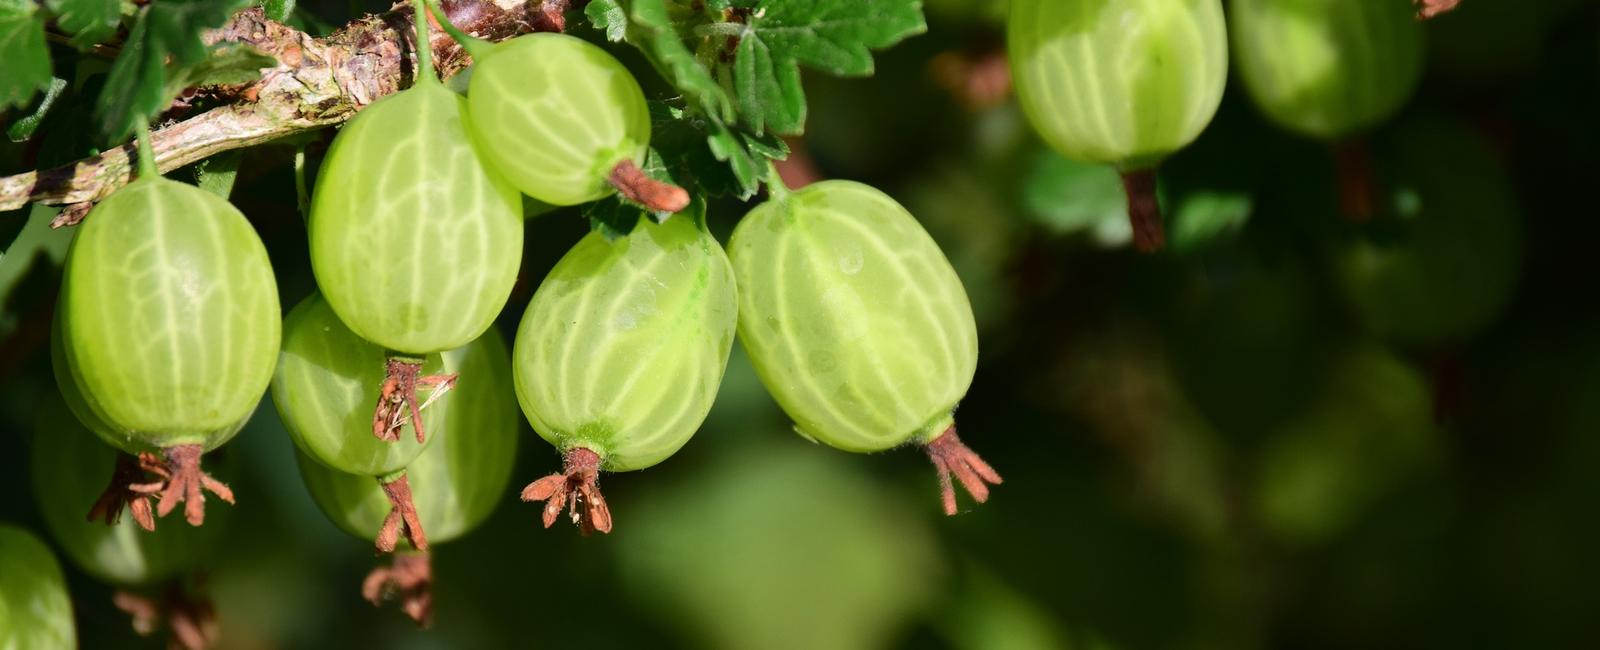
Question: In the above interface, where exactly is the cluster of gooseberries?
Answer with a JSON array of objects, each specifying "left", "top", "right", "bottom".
[{"left": 7, "top": 0, "right": 1455, "bottom": 644}]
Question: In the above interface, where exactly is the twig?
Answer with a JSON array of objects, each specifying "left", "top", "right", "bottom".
[{"left": 1, "top": 0, "right": 565, "bottom": 220}]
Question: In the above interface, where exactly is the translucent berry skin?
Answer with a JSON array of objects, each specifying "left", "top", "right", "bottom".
[
  {"left": 298, "top": 331, "right": 520, "bottom": 545},
  {"left": 0, "top": 525, "right": 76, "bottom": 649},
  {"left": 1230, "top": 0, "right": 1423, "bottom": 140},
  {"left": 310, "top": 81, "right": 523, "bottom": 356},
  {"left": 30, "top": 400, "right": 225, "bottom": 586},
  {"left": 729, "top": 181, "right": 979, "bottom": 453},
  {"left": 466, "top": 33, "right": 651, "bottom": 206},
  {"left": 54, "top": 177, "right": 280, "bottom": 454},
  {"left": 272, "top": 294, "right": 443, "bottom": 477},
  {"left": 513, "top": 215, "right": 737, "bottom": 472},
  {"left": 1007, "top": 0, "right": 1227, "bottom": 169}
]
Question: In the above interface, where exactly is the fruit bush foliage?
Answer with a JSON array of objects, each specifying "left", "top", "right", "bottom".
[{"left": 4, "top": 0, "right": 1600, "bottom": 648}]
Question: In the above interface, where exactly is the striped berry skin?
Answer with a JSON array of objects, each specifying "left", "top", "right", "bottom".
[
  {"left": 273, "top": 294, "right": 443, "bottom": 478},
  {"left": 54, "top": 176, "right": 280, "bottom": 453},
  {"left": 0, "top": 525, "right": 75, "bottom": 650},
  {"left": 1231, "top": 0, "right": 1423, "bottom": 140},
  {"left": 728, "top": 181, "right": 978, "bottom": 453},
  {"left": 31, "top": 401, "right": 224, "bottom": 586},
  {"left": 464, "top": 33, "right": 651, "bottom": 207},
  {"left": 1007, "top": 0, "right": 1228, "bottom": 170},
  {"left": 297, "top": 330, "right": 520, "bottom": 545},
  {"left": 513, "top": 215, "right": 737, "bottom": 472},
  {"left": 309, "top": 80, "right": 523, "bottom": 356}
]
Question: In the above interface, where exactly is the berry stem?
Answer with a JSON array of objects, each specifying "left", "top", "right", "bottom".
[
  {"left": 1333, "top": 138, "right": 1376, "bottom": 223},
  {"left": 764, "top": 158, "right": 792, "bottom": 202},
  {"left": 134, "top": 124, "right": 158, "bottom": 179},
  {"left": 410, "top": 0, "right": 437, "bottom": 86},
  {"left": 609, "top": 159, "right": 691, "bottom": 214},
  {"left": 521, "top": 447, "right": 613, "bottom": 534},
  {"left": 377, "top": 473, "right": 429, "bottom": 553},
  {"left": 424, "top": 0, "right": 494, "bottom": 60},
  {"left": 924, "top": 426, "right": 1002, "bottom": 515},
  {"left": 1120, "top": 168, "right": 1165, "bottom": 253},
  {"left": 362, "top": 551, "right": 434, "bottom": 627}
]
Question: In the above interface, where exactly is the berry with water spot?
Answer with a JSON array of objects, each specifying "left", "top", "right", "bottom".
[
  {"left": 512, "top": 214, "right": 737, "bottom": 533},
  {"left": 296, "top": 329, "right": 519, "bottom": 626},
  {"left": 273, "top": 293, "right": 454, "bottom": 553},
  {"left": 1007, "top": 0, "right": 1228, "bottom": 252},
  {"left": 309, "top": 2, "right": 522, "bottom": 444},
  {"left": 54, "top": 171, "right": 278, "bottom": 528},
  {"left": 728, "top": 180, "right": 999, "bottom": 515}
]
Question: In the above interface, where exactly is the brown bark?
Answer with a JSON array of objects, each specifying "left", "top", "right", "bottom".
[{"left": 0, "top": 1, "right": 566, "bottom": 219}]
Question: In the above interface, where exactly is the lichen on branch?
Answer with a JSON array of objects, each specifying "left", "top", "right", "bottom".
[{"left": 0, "top": 0, "right": 566, "bottom": 221}]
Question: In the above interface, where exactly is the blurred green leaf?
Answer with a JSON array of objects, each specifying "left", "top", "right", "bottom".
[
  {"left": 616, "top": 443, "right": 939, "bottom": 650},
  {"left": 95, "top": 0, "right": 252, "bottom": 143},
  {"left": 727, "top": 0, "right": 926, "bottom": 135},
  {"left": 46, "top": 0, "right": 122, "bottom": 47},
  {"left": 0, "top": 0, "right": 52, "bottom": 111},
  {"left": 1168, "top": 189, "right": 1252, "bottom": 252},
  {"left": 1021, "top": 150, "right": 1125, "bottom": 235}
]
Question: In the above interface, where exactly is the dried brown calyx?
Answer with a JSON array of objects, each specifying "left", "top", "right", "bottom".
[
  {"left": 372, "top": 357, "right": 457, "bottom": 442},
  {"left": 1416, "top": 0, "right": 1461, "bottom": 19},
  {"left": 609, "top": 159, "right": 691, "bottom": 214},
  {"left": 363, "top": 552, "right": 434, "bottom": 627},
  {"left": 88, "top": 452, "right": 158, "bottom": 531},
  {"left": 127, "top": 444, "right": 234, "bottom": 527},
  {"left": 113, "top": 579, "right": 217, "bottom": 650},
  {"left": 924, "top": 427, "right": 1003, "bottom": 516},
  {"left": 521, "top": 447, "right": 613, "bottom": 534},
  {"left": 376, "top": 473, "right": 429, "bottom": 553}
]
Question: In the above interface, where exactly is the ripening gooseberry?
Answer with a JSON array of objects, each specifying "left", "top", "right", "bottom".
[
  {"left": 1008, "top": 0, "right": 1228, "bottom": 252},
  {"left": 728, "top": 180, "right": 1000, "bottom": 515},
  {"left": 273, "top": 293, "right": 452, "bottom": 553},
  {"left": 512, "top": 214, "right": 737, "bottom": 533},
  {"left": 54, "top": 146, "right": 278, "bottom": 527},
  {"left": 309, "top": 0, "right": 521, "bottom": 444},
  {"left": 425, "top": 7, "right": 689, "bottom": 213},
  {"left": 296, "top": 330, "right": 519, "bottom": 626}
]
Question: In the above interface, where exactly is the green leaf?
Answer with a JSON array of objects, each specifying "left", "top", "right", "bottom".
[
  {"left": 584, "top": 196, "right": 643, "bottom": 241},
  {"left": 0, "top": 0, "right": 52, "bottom": 111},
  {"left": 7, "top": 77, "right": 67, "bottom": 142},
  {"left": 586, "top": 0, "right": 628, "bottom": 42},
  {"left": 626, "top": 0, "right": 734, "bottom": 122},
  {"left": 728, "top": 0, "right": 925, "bottom": 135},
  {"left": 194, "top": 151, "right": 243, "bottom": 199},
  {"left": 95, "top": 0, "right": 252, "bottom": 143},
  {"left": 0, "top": 205, "right": 74, "bottom": 334},
  {"left": 162, "top": 43, "right": 277, "bottom": 99},
  {"left": 258, "top": 0, "right": 294, "bottom": 23},
  {"left": 45, "top": 0, "right": 122, "bottom": 47}
]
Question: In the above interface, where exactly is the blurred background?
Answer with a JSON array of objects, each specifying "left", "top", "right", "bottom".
[{"left": 4, "top": 0, "right": 1600, "bottom": 648}]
